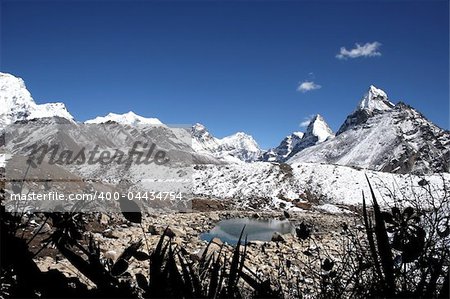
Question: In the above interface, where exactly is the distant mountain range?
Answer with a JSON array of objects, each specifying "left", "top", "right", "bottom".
[
  {"left": 1, "top": 72, "right": 448, "bottom": 174},
  {"left": 189, "top": 84, "right": 449, "bottom": 174}
]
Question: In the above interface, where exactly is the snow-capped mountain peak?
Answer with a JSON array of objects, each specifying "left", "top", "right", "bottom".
[
  {"left": 0, "top": 73, "right": 35, "bottom": 125},
  {"left": 220, "top": 132, "right": 260, "bottom": 152},
  {"left": 290, "top": 87, "right": 450, "bottom": 174},
  {"left": 85, "top": 111, "right": 162, "bottom": 126},
  {"left": 286, "top": 114, "right": 334, "bottom": 156},
  {"left": 305, "top": 114, "right": 334, "bottom": 142},
  {"left": 260, "top": 132, "right": 304, "bottom": 162},
  {"left": 337, "top": 85, "right": 394, "bottom": 135},
  {"left": 191, "top": 124, "right": 262, "bottom": 163},
  {"left": 192, "top": 122, "right": 207, "bottom": 133},
  {"left": 218, "top": 132, "right": 261, "bottom": 162},
  {"left": 191, "top": 123, "right": 221, "bottom": 153},
  {"left": 358, "top": 85, "right": 394, "bottom": 112},
  {"left": 0, "top": 72, "right": 74, "bottom": 127},
  {"left": 261, "top": 115, "right": 333, "bottom": 163}
]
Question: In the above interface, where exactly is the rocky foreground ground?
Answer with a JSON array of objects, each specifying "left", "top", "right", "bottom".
[{"left": 26, "top": 199, "right": 361, "bottom": 296}]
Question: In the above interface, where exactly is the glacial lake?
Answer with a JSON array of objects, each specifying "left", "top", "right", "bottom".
[{"left": 200, "top": 217, "right": 295, "bottom": 245}]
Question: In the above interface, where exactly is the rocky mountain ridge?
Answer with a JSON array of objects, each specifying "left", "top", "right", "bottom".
[{"left": 1, "top": 72, "right": 448, "bottom": 174}]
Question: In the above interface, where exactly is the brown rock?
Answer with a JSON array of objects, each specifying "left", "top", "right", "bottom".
[{"left": 295, "top": 201, "right": 312, "bottom": 210}]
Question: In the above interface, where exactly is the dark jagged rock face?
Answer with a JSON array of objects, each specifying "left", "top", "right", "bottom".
[
  {"left": 261, "top": 133, "right": 304, "bottom": 162},
  {"left": 380, "top": 104, "right": 450, "bottom": 174},
  {"left": 336, "top": 109, "right": 372, "bottom": 135}
]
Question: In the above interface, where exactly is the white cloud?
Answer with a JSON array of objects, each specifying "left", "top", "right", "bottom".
[
  {"left": 299, "top": 115, "right": 315, "bottom": 128},
  {"left": 297, "top": 81, "right": 321, "bottom": 93},
  {"left": 299, "top": 119, "right": 311, "bottom": 127},
  {"left": 336, "top": 41, "right": 382, "bottom": 59}
]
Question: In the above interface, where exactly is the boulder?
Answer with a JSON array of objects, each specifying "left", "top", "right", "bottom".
[{"left": 295, "top": 201, "right": 312, "bottom": 210}]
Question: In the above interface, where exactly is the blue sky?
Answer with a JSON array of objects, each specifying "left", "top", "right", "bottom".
[{"left": 1, "top": 0, "right": 448, "bottom": 149}]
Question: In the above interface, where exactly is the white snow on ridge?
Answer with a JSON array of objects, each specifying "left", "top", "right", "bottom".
[
  {"left": 29, "top": 102, "right": 74, "bottom": 121},
  {"left": 85, "top": 111, "right": 163, "bottom": 126}
]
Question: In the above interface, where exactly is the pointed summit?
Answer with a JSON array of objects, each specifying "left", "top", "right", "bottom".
[
  {"left": 192, "top": 122, "right": 206, "bottom": 133},
  {"left": 358, "top": 85, "right": 394, "bottom": 112},
  {"left": 337, "top": 85, "right": 394, "bottom": 135},
  {"left": 264, "top": 114, "right": 334, "bottom": 162},
  {"left": 305, "top": 114, "right": 334, "bottom": 143}
]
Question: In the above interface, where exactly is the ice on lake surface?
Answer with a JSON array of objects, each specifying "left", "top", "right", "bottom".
[{"left": 200, "top": 217, "right": 294, "bottom": 245}]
